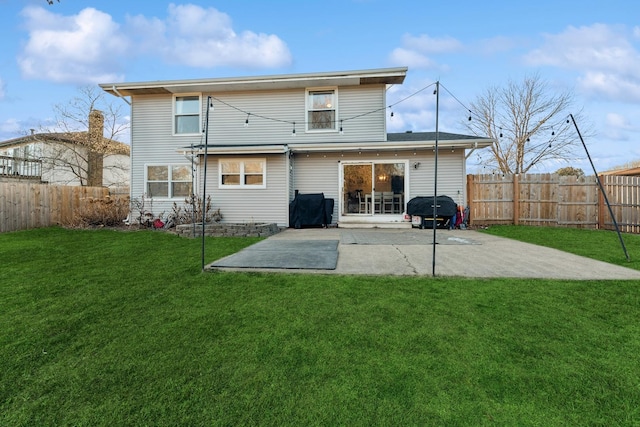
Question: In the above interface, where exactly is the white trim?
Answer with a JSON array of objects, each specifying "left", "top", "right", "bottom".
[
  {"left": 305, "top": 87, "right": 338, "bottom": 133},
  {"left": 338, "top": 158, "right": 409, "bottom": 224},
  {"left": 218, "top": 158, "right": 267, "bottom": 189},
  {"left": 172, "top": 93, "right": 202, "bottom": 136},
  {"left": 144, "top": 163, "right": 193, "bottom": 200}
]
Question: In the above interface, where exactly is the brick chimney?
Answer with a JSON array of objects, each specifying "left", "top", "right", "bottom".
[{"left": 87, "top": 109, "right": 104, "bottom": 187}]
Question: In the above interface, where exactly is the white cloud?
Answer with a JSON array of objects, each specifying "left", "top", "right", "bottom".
[
  {"left": 400, "top": 34, "right": 463, "bottom": 54},
  {"left": 0, "top": 118, "right": 21, "bottom": 134},
  {"left": 523, "top": 24, "right": 640, "bottom": 102},
  {"left": 388, "top": 33, "right": 461, "bottom": 70},
  {"left": 127, "top": 3, "right": 292, "bottom": 68},
  {"left": 388, "top": 48, "right": 435, "bottom": 69},
  {"left": 18, "top": 6, "right": 128, "bottom": 84},
  {"left": 605, "top": 112, "right": 631, "bottom": 129}
]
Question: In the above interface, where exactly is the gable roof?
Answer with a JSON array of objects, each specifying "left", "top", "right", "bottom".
[
  {"left": 0, "top": 132, "right": 130, "bottom": 156},
  {"left": 100, "top": 67, "right": 408, "bottom": 97}
]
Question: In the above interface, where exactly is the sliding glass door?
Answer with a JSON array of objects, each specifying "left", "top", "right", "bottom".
[{"left": 342, "top": 161, "right": 405, "bottom": 216}]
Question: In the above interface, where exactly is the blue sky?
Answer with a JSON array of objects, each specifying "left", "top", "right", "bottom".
[{"left": 1, "top": 0, "right": 639, "bottom": 173}]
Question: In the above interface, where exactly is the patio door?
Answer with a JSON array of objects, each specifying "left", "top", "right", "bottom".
[{"left": 341, "top": 161, "right": 406, "bottom": 216}]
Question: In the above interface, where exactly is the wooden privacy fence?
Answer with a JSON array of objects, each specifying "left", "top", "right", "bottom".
[
  {"left": 467, "top": 173, "right": 640, "bottom": 233},
  {"left": 0, "top": 182, "right": 109, "bottom": 233}
]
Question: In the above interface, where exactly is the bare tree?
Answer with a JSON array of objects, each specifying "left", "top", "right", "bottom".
[
  {"left": 38, "top": 86, "right": 130, "bottom": 187},
  {"left": 465, "top": 74, "right": 586, "bottom": 174}
]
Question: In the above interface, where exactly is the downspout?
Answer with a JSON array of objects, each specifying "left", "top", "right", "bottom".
[
  {"left": 111, "top": 86, "right": 131, "bottom": 105},
  {"left": 111, "top": 85, "right": 133, "bottom": 220},
  {"left": 465, "top": 141, "right": 478, "bottom": 160}
]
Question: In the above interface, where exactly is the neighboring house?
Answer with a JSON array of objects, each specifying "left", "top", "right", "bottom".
[
  {"left": 0, "top": 110, "right": 130, "bottom": 189},
  {"left": 100, "top": 67, "right": 493, "bottom": 227},
  {"left": 600, "top": 166, "right": 640, "bottom": 176}
]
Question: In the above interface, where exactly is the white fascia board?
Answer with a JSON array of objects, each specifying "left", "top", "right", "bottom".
[
  {"left": 289, "top": 139, "right": 493, "bottom": 153},
  {"left": 179, "top": 144, "right": 288, "bottom": 155}
]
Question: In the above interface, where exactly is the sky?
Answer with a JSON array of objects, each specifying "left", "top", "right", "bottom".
[{"left": 1, "top": 0, "right": 639, "bottom": 173}]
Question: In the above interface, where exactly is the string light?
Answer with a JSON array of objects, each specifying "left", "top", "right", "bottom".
[
  {"left": 206, "top": 80, "right": 488, "bottom": 136},
  {"left": 291, "top": 122, "right": 296, "bottom": 137}
]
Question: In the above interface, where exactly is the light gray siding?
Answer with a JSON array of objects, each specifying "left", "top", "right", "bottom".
[
  {"left": 129, "top": 83, "right": 389, "bottom": 221},
  {"left": 292, "top": 149, "right": 467, "bottom": 225},
  {"left": 408, "top": 150, "right": 467, "bottom": 206},
  {"left": 199, "top": 154, "right": 289, "bottom": 226},
  {"left": 207, "top": 85, "right": 386, "bottom": 144},
  {"left": 130, "top": 95, "right": 202, "bottom": 216}
]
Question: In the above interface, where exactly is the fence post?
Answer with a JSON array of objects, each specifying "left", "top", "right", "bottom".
[
  {"left": 513, "top": 174, "right": 519, "bottom": 226},
  {"left": 466, "top": 174, "right": 474, "bottom": 226},
  {"left": 597, "top": 175, "right": 605, "bottom": 229}
]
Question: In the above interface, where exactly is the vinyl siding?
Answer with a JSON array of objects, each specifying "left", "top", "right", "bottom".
[
  {"left": 130, "top": 95, "right": 202, "bottom": 215},
  {"left": 199, "top": 154, "right": 289, "bottom": 226},
  {"left": 207, "top": 85, "right": 386, "bottom": 144},
  {"left": 292, "top": 150, "right": 467, "bottom": 224},
  {"left": 129, "top": 84, "right": 388, "bottom": 220}
]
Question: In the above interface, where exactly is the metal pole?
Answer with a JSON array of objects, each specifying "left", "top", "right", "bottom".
[
  {"left": 432, "top": 82, "right": 440, "bottom": 277},
  {"left": 191, "top": 143, "right": 196, "bottom": 238},
  {"left": 569, "top": 114, "right": 629, "bottom": 261},
  {"left": 201, "top": 97, "right": 212, "bottom": 271}
]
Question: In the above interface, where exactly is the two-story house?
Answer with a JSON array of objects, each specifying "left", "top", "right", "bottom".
[{"left": 100, "top": 67, "right": 493, "bottom": 228}]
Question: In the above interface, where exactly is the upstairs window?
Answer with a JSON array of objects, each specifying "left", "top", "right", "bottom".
[
  {"left": 146, "top": 164, "right": 192, "bottom": 198},
  {"left": 307, "top": 89, "right": 337, "bottom": 131},
  {"left": 219, "top": 159, "right": 266, "bottom": 188},
  {"left": 174, "top": 95, "right": 201, "bottom": 134}
]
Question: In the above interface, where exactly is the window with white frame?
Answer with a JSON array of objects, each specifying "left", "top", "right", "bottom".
[
  {"left": 146, "top": 164, "right": 192, "bottom": 198},
  {"left": 306, "top": 88, "right": 337, "bottom": 131},
  {"left": 174, "top": 95, "right": 201, "bottom": 134},
  {"left": 219, "top": 159, "right": 266, "bottom": 188}
]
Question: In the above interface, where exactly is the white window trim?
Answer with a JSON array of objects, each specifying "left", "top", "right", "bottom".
[
  {"left": 305, "top": 87, "right": 338, "bottom": 133},
  {"left": 144, "top": 163, "right": 193, "bottom": 199},
  {"left": 218, "top": 158, "right": 267, "bottom": 189},
  {"left": 173, "top": 93, "right": 202, "bottom": 136}
]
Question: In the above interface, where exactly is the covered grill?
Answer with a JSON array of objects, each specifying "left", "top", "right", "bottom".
[{"left": 406, "top": 195, "right": 457, "bottom": 229}]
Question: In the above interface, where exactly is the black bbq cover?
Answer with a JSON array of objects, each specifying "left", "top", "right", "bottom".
[
  {"left": 289, "top": 193, "right": 333, "bottom": 228},
  {"left": 406, "top": 195, "right": 457, "bottom": 217}
]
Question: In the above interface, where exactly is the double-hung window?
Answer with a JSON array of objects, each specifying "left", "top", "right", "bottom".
[
  {"left": 219, "top": 159, "right": 266, "bottom": 188},
  {"left": 306, "top": 88, "right": 337, "bottom": 131},
  {"left": 174, "top": 95, "right": 201, "bottom": 135},
  {"left": 146, "top": 164, "right": 192, "bottom": 198}
]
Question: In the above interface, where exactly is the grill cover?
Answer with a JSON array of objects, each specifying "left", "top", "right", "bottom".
[
  {"left": 406, "top": 195, "right": 457, "bottom": 217},
  {"left": 289, "top": 193, "right": 333, "bottom": 228}
]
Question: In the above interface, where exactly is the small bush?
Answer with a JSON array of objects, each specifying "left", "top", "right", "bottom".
[
  {"left": 170, "top": 195, "right": 222, "bottom": 225},
  {"left": 65, "top": 195, "right": 130, "bottom": 228}
]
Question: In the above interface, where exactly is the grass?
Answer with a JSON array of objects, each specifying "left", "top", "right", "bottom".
[{"left": 1, "top": 227, "right": 640, "bottom": 426}]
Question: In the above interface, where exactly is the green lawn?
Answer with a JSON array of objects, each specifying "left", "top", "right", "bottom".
[{"left": 1, "top": 227, "right": 640, "bottom": 426}]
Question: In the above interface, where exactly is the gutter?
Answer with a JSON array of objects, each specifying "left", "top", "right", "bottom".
[{"left": 111, "top": 85, "right": 131, "bottom": 105}]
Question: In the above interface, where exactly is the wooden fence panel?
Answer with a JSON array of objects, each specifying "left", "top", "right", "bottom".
[
  {"left": 467, "top": 173, "right": 638, "bottom": 232},
  {"left": 467, "top": 174, "right": 514, "bottom": 225},
  {"left": 602, "top": 175, "right": 640, "bottom": 233},
  {"left": 517, "top": 173, "right": 559, "bottom": 226},
  {"left": 557, "top": 175, "right": 598, "bottom": 228},
  {"left": 0, "top": 183, "right": 109, "bottom": 233}
]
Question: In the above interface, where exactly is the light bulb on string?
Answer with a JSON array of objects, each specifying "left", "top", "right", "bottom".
[
  {"left": 291, "top": 122, "right": 296, "bottom": 137},
  {"left": 244, "top": 114, "right": 250, "bottom": 128}
]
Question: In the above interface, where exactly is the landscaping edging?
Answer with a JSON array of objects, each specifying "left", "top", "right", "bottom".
[{"left": 175, "top": 222, "right": 281, "bottom": 238}]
